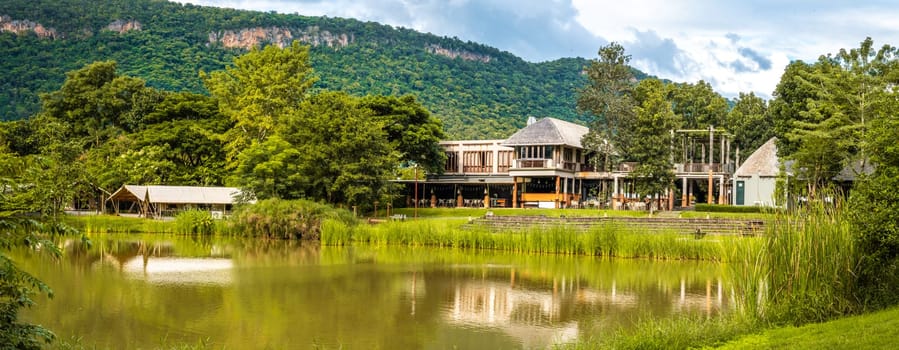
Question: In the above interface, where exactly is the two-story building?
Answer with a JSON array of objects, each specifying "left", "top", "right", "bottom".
[{"left": 405, "top": 117, "right": 737, "bottom": 210}]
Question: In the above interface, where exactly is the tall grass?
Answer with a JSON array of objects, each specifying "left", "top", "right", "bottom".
[
  {"left": 228, "top": 199, "right": 357, "bottom": 240},
  {"left": 65, "top": 215, "right": 175, "bottom": 233},
  {"left": 725, "top": 196, "right": 858, "bottom": 324},
  {"left": 174, "top": 209, "right": 215, "bottom": 234},
  {"left": 322, "top": 219, "right": 751, "bottom": 260}
]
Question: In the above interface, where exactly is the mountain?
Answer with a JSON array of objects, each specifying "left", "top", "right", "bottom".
[{"left": 0, "top": 0, "right": 651, "bottom": 139}]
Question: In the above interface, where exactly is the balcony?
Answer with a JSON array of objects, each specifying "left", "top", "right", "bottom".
[{"left": 514, "top": 159, "right": 551, "bottom": 169}]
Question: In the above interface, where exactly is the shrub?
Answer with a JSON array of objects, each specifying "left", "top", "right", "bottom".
[
  {"left": 229, "top": 199, "right": 357, "bottom": 240},
  {"left": 174, "top": 209, "right": 214, "bottom": 234},
  {"left": 695, "top": 204, "right": 772, "bottom": 213}
]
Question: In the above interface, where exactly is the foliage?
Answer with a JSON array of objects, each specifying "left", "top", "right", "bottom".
[
  {"left": 669, "top": 80, "right": 729, "bottom": 130},
  {"left": 627, "top": 78, "right": 679, "bottom": 197},
  {"left": 0, "top": 147, "right": 82, "bottom": 349},
  {"left": 570, "top": 314, "right": 758, "bottom": 350},
  {"left": 0, "top": 0, "right": 628, "bottom": 139},
  {"left": 726, "top": 92, "right": 772, "bottom": 154},
  {"left": 771, "top": 38, "right": 898, "bottom": 194},
  {"left": 695, "top": 204, "right": 770, "bottom": 213},
  {"left": 229, "top": 199, "right": 357, "bottom": 240},
  {"left": 358, "top": 95, "right": 447, "bottom": 173},
  {"left": 174, "top": 209, "right": 215, "bottom": 235},
  {"left": 725, "top": 198, "right": 859, "bottom": 325},
  {"left": 849, "top": 92, "right": 899, "bottom": 309},
  {"left": 323, "top": 219, "right": 746, "bottom": 261},
  {"left": 577, "top": 42, "right": 636, "bottom": 172},
  {"left": 203, "top": 41, "right": 315, "bottom": 163}
]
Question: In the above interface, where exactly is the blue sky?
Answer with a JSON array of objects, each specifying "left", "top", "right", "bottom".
[{"left": 178, "top": 0, "right": 899, "bottom": 99}]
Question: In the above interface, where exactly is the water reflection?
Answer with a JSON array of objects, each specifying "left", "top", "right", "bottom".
[
  {"left": 19, "top": 234, "right": 732, "bottom": 349},
  {"left": 122, "top": 257, "right": 233, "bottom": 285}
]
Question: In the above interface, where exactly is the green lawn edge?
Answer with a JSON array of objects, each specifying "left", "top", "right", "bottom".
[{"left": 714, "top": 305, "right": 899, "bottom": 350}]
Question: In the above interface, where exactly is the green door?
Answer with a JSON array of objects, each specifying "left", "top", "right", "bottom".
[{"left": 736, "top": 181, "right": 745, "bottom": 205}]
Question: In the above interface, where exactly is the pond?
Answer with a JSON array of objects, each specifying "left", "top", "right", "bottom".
[{"left": 18, "top": 234, "right": 732, "bottom": 349}]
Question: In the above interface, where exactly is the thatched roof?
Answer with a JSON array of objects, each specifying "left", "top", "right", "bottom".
[
  {"left": 502, "top": 117, "right": 588, "bottom": 148},
  {"left": 108, "top": 185, "right": 243, "bottom": 205},
  {"left": 735, "top": 137, "right": 779, "bottom": 177}
]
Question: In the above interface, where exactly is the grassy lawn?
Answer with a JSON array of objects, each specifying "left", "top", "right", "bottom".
[{"left": 716, "top": 306, "right": 899, "bottom": 349}]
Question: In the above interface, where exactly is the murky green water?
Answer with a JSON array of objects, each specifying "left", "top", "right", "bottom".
[{"left": 17, "top": 234, "right": 731, "bottom": 349}]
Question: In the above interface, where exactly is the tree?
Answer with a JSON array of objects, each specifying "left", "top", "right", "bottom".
[
  {"left": 727, "top": 92, "right": 772, "bottom": 154},
  {"left": 235, "top": 91, "right": 397, "bottom": 208},
  {"left": 669, "top": 80, "right": 729, "bottom": 130},
  {"left": 37, "top": 61, "right": 146, "bottom": 149},
  {"left": 577, "top": 42, "right": 636, "bottom": 172},
  {"left": 358, "top": 95, "right": 447, "bottom": 173},
  {"left": 0, "top": 147, "right": 69, "bottom": 349},
  {"left": 849, "top": 84, "right": 899, "bottom": 308},
  {"left": 203, "top": 42, "right": 316, "bottom": 164},
  {"left": 627, "top": 79, "right": 679, "bottom": 198},
  {"left": 772, "top": 38, "right": 898, "bottom": 195},
  {"left": 282, "top": 91, "right": 397, "bottom": 207}
]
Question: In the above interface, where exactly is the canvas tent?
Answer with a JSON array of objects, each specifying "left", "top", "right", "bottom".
[{"left": 107, "top": 185, "right": 245, "bottom": 218}]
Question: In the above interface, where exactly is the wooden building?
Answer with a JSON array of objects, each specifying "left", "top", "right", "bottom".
[
  {"left": 107, "top": 185, "right": 245, "bottom": 218},
  {"left": 409, "top": 117, "right": 738, "bottom": 210}
]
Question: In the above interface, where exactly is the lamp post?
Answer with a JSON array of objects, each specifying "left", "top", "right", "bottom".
[{"left": 414, "top": 165, "right": 419, "bottom": 219}]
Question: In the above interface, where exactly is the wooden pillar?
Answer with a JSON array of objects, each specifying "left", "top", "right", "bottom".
[
  {"left": 484, "top": 186, "right": 490, "bottom": 208},
  {"left": 719, "top": 175, "right": 726, "bottom": 205},
  {"left": 555, "top": 176, "right": 561, "bottom": 209},
  {"left": 708, "top": 170, "right": 714, "bottom": 205},
  {"left": 681, "top": 177, "right": 688, "bottom": 208},
  {"left": 512, "top": 177, "right": 518, "bottom": 208},
  {"left": 668, "top": 187, "right": 674, "bottom": 211},
  {"left": 612, "top": 176, "right": 619, "bottom": 210},
  {"left": 457, "top": 186, "right": 463, "bottom": 208}
]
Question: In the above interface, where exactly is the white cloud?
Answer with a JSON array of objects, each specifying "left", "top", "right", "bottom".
[{"left": 180, "top": 0, "right": 899, "bottom": 99}]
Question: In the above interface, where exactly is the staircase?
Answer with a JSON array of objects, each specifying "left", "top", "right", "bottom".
[{"left": 465, "top": 215, "right": 764, "bottom": 236}]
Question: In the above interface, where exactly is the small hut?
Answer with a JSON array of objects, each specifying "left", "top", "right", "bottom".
[
  {"left": 107, "top": 185, "right": 245, "bottom": 218},
  {"left": 733, "top": 138, "right": 779, "bottom": 206}
]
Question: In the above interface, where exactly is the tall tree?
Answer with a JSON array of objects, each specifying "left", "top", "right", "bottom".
[
  {"left": 628, "top": 79, "right": 680, "bottom": 198},
  {"left": 577, "top": 42, "right": 636, "bottom": 172},
  {"left": 669, "top": 80, "right": 729, "bottom": 130},
  {"left": 36, "top": 61, "right": 146, "bottom": 149},
  {"left": 202, "top": 41, "right": 316, "bottom": 164},
  {"left": 772, "top": 38, "right": 898, "bottom": 194},
  {"left": 727, "top": 92, "right": 772, "bottom": 154},
  {"left": 358, "top": 95, "right": 446, "bottom": 173}
]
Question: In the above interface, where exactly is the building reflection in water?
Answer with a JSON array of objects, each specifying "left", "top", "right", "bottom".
[{"left": 416, "top": 267, "right": 727, "bottom": 348}]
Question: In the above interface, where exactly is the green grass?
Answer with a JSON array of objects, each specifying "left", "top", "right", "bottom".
[
  {"left": 716, "top": 305, "right": 899, "bottom": 349},
  {"left": 63, "top": 214, "right": 177, "bottom": 233},
  {"left": 322, "top": 218, "right": 757, "bottom": 260}
]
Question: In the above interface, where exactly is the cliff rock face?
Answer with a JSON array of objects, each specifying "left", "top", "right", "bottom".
[
  {"left": 106, "top": 19, "right": 142, "bottom": 33},
  {"left": 208, "top": 26, "right": 352, "bottom": 49},
  {"left": 425, "top": 44, "right": 491, "bottom": 63},
  {"left": 0, "top": 15, "right": 58, "bottom": 39}
]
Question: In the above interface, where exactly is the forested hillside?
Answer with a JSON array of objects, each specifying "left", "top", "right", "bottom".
[{"left": 0, "top": 0, "right": 651, "bottom": 139}]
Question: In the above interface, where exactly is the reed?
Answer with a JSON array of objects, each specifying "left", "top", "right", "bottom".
[
  {"left": 228, "top": 199, "right": 357, "bottom": 240},
  {"left": 174, "top": 209, "right": 215, "bottom": 234},
  {"left": 723, "top": 196, "right": 859, "bottom": 324},
  {"left": 321, "top": 219, "right": 747, "bottom": 260},
  {"left": 65, "top": 214, "right": 176, "bottom": 233}
]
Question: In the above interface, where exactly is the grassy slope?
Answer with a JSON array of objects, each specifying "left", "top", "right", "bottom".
[{"left": 716, "top": 306, "right": 899, "bottom": 350}]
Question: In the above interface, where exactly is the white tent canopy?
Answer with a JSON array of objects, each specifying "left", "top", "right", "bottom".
[{"left": 108, "top": 185, "right": 246, "bottom": 217}]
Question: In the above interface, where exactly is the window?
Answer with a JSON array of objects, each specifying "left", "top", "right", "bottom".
[{"left": 444, "top": 152, "right": 458, "bottom": 172}]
